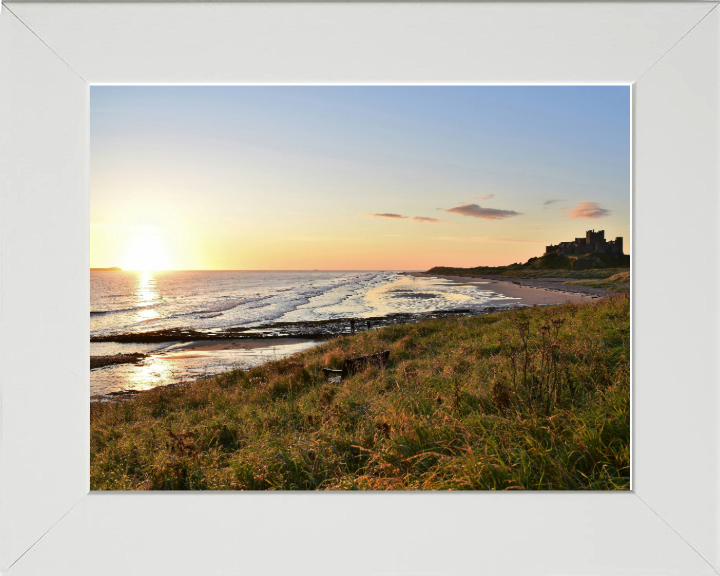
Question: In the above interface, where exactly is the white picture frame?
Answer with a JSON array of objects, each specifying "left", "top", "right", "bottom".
[{"left": 1, "top": 2, "right": 718, "bottom": 575}]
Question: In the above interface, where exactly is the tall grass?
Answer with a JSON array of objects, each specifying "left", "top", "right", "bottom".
[
  {"left": 91, "top": 296, "right": 630, "bottom": 490},
  {"left": 563, "top": 271, "right": 630, "bottom": 293},
  {"left": 499, "top": 267, "right": 629, "bottom": 280}
]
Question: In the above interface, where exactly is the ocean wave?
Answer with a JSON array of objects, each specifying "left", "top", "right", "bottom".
[
  {"left": 170, "top": 295, "right": 275, "bottom": 319},
  {"left": 226, "top": 274, "right": 383, "bottom": 326},
  {"left": 91, "top": 271, "right": 409, "bottom": 337},
  {"left": 91, "top": 304, "right": 155, "bottom": 317}
]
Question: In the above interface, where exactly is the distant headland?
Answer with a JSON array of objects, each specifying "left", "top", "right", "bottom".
[
  {"left": 91, "top": 267, "right": 122, "bottom": 272},
  {"left": 427, "top": 229, "right": 629, "bottom": 277}
]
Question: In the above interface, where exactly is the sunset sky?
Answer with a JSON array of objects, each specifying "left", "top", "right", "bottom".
[{"left": 90, "top": 86, "right": 630, "bottom": 271}]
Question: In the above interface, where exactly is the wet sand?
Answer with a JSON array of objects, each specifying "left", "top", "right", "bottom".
[
  {"left": 90, "top": 353, "right": 146, "bottom": 369},
  {"left": 163, "top": 338, "right": 315, "bottom": 354},
  {"left": 91, "top": 338, "right": 321, "bottom": 398},
  {"left": 408, "top": 273, "right": 596, "bottom": 305}
]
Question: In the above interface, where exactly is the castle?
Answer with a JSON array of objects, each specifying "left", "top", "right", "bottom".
[{"left": 545, "top": 229, "right": 623, "bottom": 257}]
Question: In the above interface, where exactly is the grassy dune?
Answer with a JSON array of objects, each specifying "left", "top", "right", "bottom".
[
  {"left": 91, "top": 296, "right": 630, "bottom": 491},
  {"left": 500, "top": 268, "right": 629, "bottom": 280},
  {"left": 564, "top": 271, "right": 631, "bottom": 293}
]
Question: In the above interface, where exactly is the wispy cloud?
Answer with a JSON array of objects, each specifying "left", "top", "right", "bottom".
[
  {"left": 444, "top": 203, "right": 521, "bottom": 220},
  {"left": 567, "top": 202, "right": 611, "bottom": 219},
  {"left": 543, "top": 199, "right": 564, "bottom": 207},
  {"left": 365, "top": 213, "right": 407, "bottom": 220},
  {"left": 438, "top": 236, "right": 541, "bottom": 244},
  {"left": 364, "top": 213, "right": 446, "bottom": 223},
  {"left": 410, "top": 216, "right": 443, "bottom": 223},
  {"left": 466, "top": 193, "right": 495, "bottom": 202}
]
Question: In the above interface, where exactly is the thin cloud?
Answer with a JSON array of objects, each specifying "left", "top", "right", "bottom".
[
  {"left": 466, "top": 193, "right": 495, "bottom": 201},
  {"left": 568, "top": 202, "right": 611, "bottom": 219},
  {"left": 543, "top": 199, "right": 565, "bottom": 206},
  {"left": 444, "top": 203, "right": 521, "bottom": 220},
  {"left": 365, "top": 213, "right": 407, "bottom": 220},
  {"left": 410, "top": 216, "right": 444, "bottom": 223},
  {"left": 364, "top": 213, "right": 446, "bottom": 223}
]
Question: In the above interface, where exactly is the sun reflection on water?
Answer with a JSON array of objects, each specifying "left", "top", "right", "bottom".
[
  {"left": 135, "top": 271, "right": 161, "bottom": 321},
  {"left": 90, "top": 341, "right": 323, "bottom": 396},
  {"left": 125, "top": 356, "right": 176, "bottom": 391}
]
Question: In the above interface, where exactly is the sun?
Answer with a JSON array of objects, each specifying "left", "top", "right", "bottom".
[{"left": 122, "top": 233, "right": 172, "bottom": 271}]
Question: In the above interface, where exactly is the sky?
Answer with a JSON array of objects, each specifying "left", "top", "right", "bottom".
[{"left": 90, "top": 85, "right": 630, "bottom": 271}]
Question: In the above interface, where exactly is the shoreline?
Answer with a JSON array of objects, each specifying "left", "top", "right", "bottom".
[
  {"left": 90, "top": 271, "right": 606, "bottom": 345},
  {"left": 90, "top": 273, "right": 612, "bottom": 399},
  {"left": 91, "top": 272, "right": 606, "bottom": 345},
  {"left": 90, "top": 337, "right": 321, "bottom": 399},
  {"left": 91, "top": 353, "right": 147, "bottom": 370},
  {"left": 90, "top": 307, "right": 518, "bottom": 344},
  {"left": 407, "top": 272, "right": 602, "bottom": 303},
  {"left": 90, "top": 338, "right": 316, "bottom": 370},
  {"left": 90, "top": 310, "right": 511, "bottom": 400}
]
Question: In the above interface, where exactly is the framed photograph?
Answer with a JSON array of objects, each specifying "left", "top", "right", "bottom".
[
  {"left": 1, "top": 2, "right": 718, "bottom": 574},
  {"left": 88, "top": 83, "right": 632, "bottom": 493}
]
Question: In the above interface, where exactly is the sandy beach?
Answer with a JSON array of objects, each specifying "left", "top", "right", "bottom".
[{"left": 408, "top": 272, "right": 597, "bottom": 305}]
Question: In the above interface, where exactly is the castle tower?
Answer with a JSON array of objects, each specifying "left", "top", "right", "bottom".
[
  {"left": 615, "top": 237, "right": 623, "bottom": 254},
  {"left": 586, "top": 229, "right": 605, "bottom": 245}
]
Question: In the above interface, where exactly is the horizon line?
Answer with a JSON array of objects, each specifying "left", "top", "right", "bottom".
[{"left": 90, "top": 268, "right": 424, "bottom": 272}]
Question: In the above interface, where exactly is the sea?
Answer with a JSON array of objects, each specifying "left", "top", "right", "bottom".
[{"left": 90, "top": 270, "right": 517, "bottom": 397}]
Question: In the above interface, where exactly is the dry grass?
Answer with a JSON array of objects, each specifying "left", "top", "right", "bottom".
[
  {"left": 564, "top": 271, "right": 630, "bottom": 293},
  {"left": 606, "top": 271, "right": 630, "bottom": 283},
  {"left": 500, "top": 267, "right": 629, "bottom": 280},
  {"left": 91, "top": 296, "right": 630, "bottom": 491}
]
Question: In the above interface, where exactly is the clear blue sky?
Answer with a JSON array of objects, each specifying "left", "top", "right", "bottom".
[{"left": 91, "top": 86, "right": 630, "bottom": 270}]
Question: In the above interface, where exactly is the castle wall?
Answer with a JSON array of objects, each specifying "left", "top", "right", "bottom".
[{"left": 545, "top": 230, "right": 624, "bottom": 256}]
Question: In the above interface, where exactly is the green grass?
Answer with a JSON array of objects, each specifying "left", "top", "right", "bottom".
[
  {"left": 91, "top": 296, "right": 630, "bottom": 491},
  {"left": 428, "top": 251, "right": 629, "bottom": 279}
]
